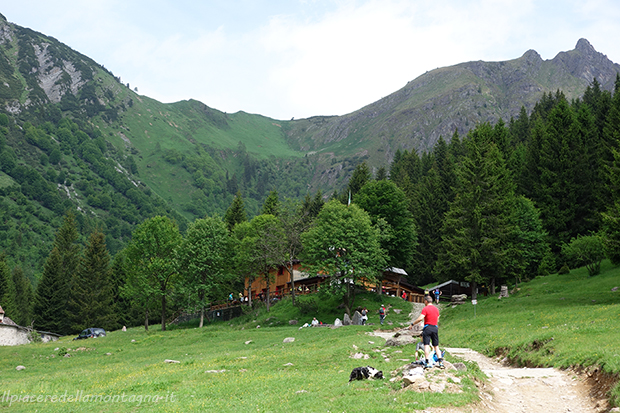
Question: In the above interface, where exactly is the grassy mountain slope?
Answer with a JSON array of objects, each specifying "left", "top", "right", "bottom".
[
  {"left": 2, "top": 12, "right": 620, "bottom": 277},
  {"left": 283, "top": 39, "right": 620, "bottom": 171}
]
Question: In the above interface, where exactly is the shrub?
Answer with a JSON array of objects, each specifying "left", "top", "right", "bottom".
[
  {"left": 561, "top": 234, "right": 606, "bottom": 276},
  {"left": 558, "top": 264, "right": 570, "bottom": 274},
  {"left": 296, "top": 295, "right": 318, "bottom": 315}
]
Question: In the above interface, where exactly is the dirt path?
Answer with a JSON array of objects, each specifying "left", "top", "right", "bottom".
[
  {"left": 432, "top": 347, "right": 604, "bottom": 413},
  {"left": 377, "top": 303, "right": 607, "bottom": 413}
]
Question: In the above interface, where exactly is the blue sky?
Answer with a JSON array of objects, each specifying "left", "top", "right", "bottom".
[{"left": 3, "top": 1, "right": 620, "bottom": 120}]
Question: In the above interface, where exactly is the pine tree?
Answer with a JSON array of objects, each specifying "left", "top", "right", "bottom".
[
  {"left": 33, "top": 247, "right": 66, "bottom": 333},
  {"left": 347, "top": 161, "right": 371, "bottom": 197},
  {"left": 33, "top": 212, "right": 81, "bottom": 334},
  {"left": 411, "top": 168, "right": 444, "bottom": 285},
  {"left": 68, "top": 231, "right": 117, "bottom": 332},
  {"left": 11, "top": 266, "right": 34, "bottom": 326},
  {"left": 261, "top": 190, "right": 280, "bottom": 216},
  {"left": 533, "top": 99, "right": 596, "bottom": 251},
  {"left": 0, "top": 254, "right": 16, "bottom": 319},
  {"left": 224, "top": 191, "right": 247, "bottom": 232},
  {"left": 434, "top": 124, "right": 516, "bottom": 296}
]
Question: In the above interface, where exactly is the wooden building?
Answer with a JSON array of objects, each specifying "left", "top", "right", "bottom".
[{"left": 245, "top": 264, "right": 425, "bottom": 303}]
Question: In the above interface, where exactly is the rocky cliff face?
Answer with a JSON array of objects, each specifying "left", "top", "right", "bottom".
[{"left": 284, "top": 39, "right": 620, "bottom": 167}]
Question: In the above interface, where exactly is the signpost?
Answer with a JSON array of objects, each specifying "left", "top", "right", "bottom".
[{"left": 472, "top": 299, "right": 477, "bottom": 318}]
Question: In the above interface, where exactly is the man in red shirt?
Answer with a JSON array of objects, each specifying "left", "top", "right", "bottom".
[{"left": 411, "top": 295, "right": 443, "bottom": 368}]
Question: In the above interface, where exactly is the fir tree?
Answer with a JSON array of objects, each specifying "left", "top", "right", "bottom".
[
  {"left": 261, "top": 190, "right": 280, "bottom": 216},
  {"left": 0, "top": 254, "right": 16, "bottom": 318},
  {"left": 435, "top": 124, "right": 516, "bottom": 297},
  {"left": 68, "top": 231, "right": 117, "bottom": 332},
  {"left": 224, "top": 191, "right": 247, "bottom": 232},
  {"left": 33, "top": 212, "right": 81, "bottom": 334},
  {"left": 11, "top": 266, "right": 34, "bottom": 326},
  {"left": 347, "top": 161, "right": 371, "bottom": 197}
]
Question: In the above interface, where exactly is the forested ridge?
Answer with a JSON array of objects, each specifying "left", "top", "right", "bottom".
[
  {"left": 4, "top": 78, "right": 620, "bottom": 335},
  {"left": 1, "top": 12, "right": 620, "bottom": 335}
]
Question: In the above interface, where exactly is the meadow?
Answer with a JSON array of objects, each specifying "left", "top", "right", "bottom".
[{"left": 1, "top": 263, "right": 619, "bottom": 412}]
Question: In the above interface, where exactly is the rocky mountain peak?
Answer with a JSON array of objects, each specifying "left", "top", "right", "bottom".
[
  {"left": 521, "top": 49, "right": 542, "bottom": 63},
  {"left": 575, "top": 38, "right": 595, "bottom": 54}
]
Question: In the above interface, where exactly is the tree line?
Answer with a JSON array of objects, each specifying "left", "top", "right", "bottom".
[{"left": 3, "top": 77, "right": 620, "bottom": 332}]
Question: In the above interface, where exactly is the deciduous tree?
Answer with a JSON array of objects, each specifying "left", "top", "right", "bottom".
[
  {"left": 124, "top": 216, "right": 182, "bottom": 331},
  {"left": 301, "top": 200, "right": 386, "bottom": 315}
]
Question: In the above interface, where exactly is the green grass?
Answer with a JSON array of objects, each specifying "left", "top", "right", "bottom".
[
  {"left": 3, "top": 266, "right": 620, "bottom": 412},
  {"left": 0, "top": 292, "right": 481, "bottom": 412},
  {"left": 440, "top": 259, "right": 620, "bottom": 405}
]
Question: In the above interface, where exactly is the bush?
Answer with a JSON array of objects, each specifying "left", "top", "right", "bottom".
[
  {"left": 296, "top": 295, "right": 318, "bottom": 315},
  {"left": 558, "top": 264, "right": 570, "bottom": 274},
  {"left": 561, "top": 234, "right": 606, "bottom": 276}
]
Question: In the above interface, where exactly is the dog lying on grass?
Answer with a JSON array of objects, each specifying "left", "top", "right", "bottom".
[{"left": 349, "top": 366, "right": 384, "bottom": 382}]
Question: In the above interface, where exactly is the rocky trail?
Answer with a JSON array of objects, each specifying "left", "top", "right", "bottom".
[
  {"left": 433, "top": 347, "right": 605, "bottom": 413},
  {"left": 373, "top": 303, "right": 611, "bottom": 413}
]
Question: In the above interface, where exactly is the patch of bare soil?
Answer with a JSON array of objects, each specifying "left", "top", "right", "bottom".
[
  {"left": 422, "top": 348, "right": 608, "bottom": 413},
  {"left": 373, "top": 302, "right": 613, "bottom": 413}
]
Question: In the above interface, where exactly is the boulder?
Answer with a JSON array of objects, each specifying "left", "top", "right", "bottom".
[
  {"left": 451, "top": 294, "right": 467, "bottom": 304},
  {"left": 164, "top": 359, "right": 180, "bottom": 364},
  {"left": 499, "top": 285, "right": 509, "bottom": 298},
  {"left": 351, "top": 311, "right": 363, "bottom": 325},
  {"left": 402, "top": 375, "right": 426, "bottom": 387},
  {"left": 289, "top": 320, "right": 298, "bottom": 325},
  {"left": 16, "top": 365, "right": 25, "bottom": 371},
  {"left": 283, "top": 337, "right": 295, "bottom": 343},
  {"left": 343, "top": 313, "right": 351, "bottom": 326},
  {"left": 334, "top": 318, "right": 342, "bottom": 327}
]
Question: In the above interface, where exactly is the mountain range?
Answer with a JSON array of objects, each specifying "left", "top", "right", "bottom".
[{"left": 1, "top": 11, "right": 619, "bottom": 275}]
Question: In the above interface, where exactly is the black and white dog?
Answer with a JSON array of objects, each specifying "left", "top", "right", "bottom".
[{"left": 349, "top": 366, "right": 384, "bottom": 382}]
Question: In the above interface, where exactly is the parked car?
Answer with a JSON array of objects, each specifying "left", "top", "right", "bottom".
[{"left": 73, "top": 328, "right": 106, "bottom": 340}]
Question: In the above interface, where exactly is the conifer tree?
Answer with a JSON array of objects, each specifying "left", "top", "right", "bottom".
[
  {"left": 509, "top": 106, "right": 531, "bottom": 146},
  {"left": 11, "top": 266, "right": 34, "bottom": 326},
  {"left": 33, "top": 211, "right": 81, "bottom": 334},
  {"left": 375, "top": 166, "right": 388, "bottom": 181},
  {"left": 224, "top": 191, "right": 247, "bottom": 232},
  {"left": 33, "top": 247, "right": 65, "bottom": 333},
  {"left": 434, "top": 124, "right": 516, "bottom": 297},
  {"left": 261, "top": 190, "right": 280, "bottom": 216},
  {"left": 110, "top": 252, "right": 137, "bottom": 328},
  {"left": 0, "top": 254, "right": 16, "bottom": 318},
  {"left": 69, "top": 231, "right": 117, "bottom": 332},
  {"left": 347, "top": 161, "right": 371, "bottom": 198},
  {"left": 411, "top": 169, "right": 444, "bottom": 285},
  {"left": 532, "top": 99, "right": 596, "bottom": 251}
]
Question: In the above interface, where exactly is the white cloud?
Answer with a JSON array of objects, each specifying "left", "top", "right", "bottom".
[{"left": 3, "top": 0, "right": 620, "bottom": 120}]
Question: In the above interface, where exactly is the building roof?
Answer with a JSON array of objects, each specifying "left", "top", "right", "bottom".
[
  {"left": 0, "top": 316, "right": 18, "bottom": 326},
  {"left": 427, "top": 280, "right": 470, "bottom": 290},
  {"left": 385, "top": 267, "right": 408, "bottom": 276}
]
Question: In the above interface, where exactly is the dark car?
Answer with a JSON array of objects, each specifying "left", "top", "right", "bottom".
[{"left": 73, "top": 328, "right": 106, "bottom": 340}]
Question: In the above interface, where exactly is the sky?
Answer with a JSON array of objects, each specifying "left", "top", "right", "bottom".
[{"left": 3, "top": 0, "right": 620, "bottom": 120}]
